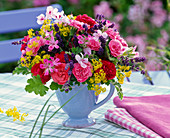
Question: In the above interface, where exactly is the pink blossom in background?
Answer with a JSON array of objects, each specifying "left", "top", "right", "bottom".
[
  {"left": 168, "top": 14, "right": 170, "bottom": 21},
  {"left": 150, "top": 0, "right": 163, "bottom": 12},
  {"left": 33, "top": 0, "right": 50, "bottom": 7},
  {"left": 158, "top": 30, "right": 169, "bottom": 46},
  {"left": 150, "top": 0, "right": 167, "bottom": 27},
  {"left": 145, "top": 51, "right": 162, "bottom": 71},
  {"left": 128, "top": 5, "right": 145, "bottom": 24},
  {"left": 113, "top": 14, "right": 123, "bottom": 30},
  {"left": 126, "top": 35, "right": 147, "bottom": 57},
  {"left": 67, "top": 0, "right": 79, "bottom": 4},
  {"left": 114, "top": 14, "right": 123, "bottom": 23},
  {"left": 94, "top": 1, "right": 113, "bottom": 19},
  {"left": 150, "top": 9, "right": 167, "bottom": 28}
]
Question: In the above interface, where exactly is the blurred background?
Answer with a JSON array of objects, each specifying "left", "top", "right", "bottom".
[{"left": 0, "top": 0, "right": 169, "bottom": 73}]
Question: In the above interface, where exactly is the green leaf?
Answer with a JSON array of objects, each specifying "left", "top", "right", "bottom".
[
  {"left": 12, "top": 65, "right": 30, "bottom": 75},
  {"left": 25, "top": 75, "right": 49, "bottom": 96},
  {"left": 72, "top": 47, "right": 83, "bottom": 55},
  {"left": 50, "top": 82, "right": 62, "bottom": 90}
]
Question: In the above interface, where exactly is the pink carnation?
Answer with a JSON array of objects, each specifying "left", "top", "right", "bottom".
[
  {"left": 26, "top": 37, "right": 42, "bottom": 56},
  {"left": 87, "top": 37, "right": 100, "bottom": 51},
  {"left": 72, "top": 62, "right": 92, "bottom": 82},
  {"left": 109, "top": 39, "right": 122, "bottom": 57},
  {"left": 106, "top": 28, "right": 119, "bottom": 39},
  {"left": 69, "top": 20, "right": 89, "bottom": 32}
]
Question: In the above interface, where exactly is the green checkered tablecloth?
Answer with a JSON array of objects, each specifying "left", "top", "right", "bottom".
[{"left": 0, "top": 73, "right": 170, "bottom": 138}]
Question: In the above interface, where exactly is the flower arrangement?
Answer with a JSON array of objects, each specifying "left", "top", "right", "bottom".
[{"left": 13, "top": 6, "right": 146, "bottom": 99}]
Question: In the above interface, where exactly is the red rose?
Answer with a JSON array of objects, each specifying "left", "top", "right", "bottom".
[
  {"left": 51, "top": 63, "right": 70, "bottom": 85},
  {"left": 31, "top": 62, "right": 51, "bottom": 84},
  {"left": 40, "top": 73, "right": 51, "bottom": 84},
  {"left": 31, "top": 62, "right": 44, "bottom": 76},
  {"left": 75, "top": 14, "right": 96, "bottom": 29},
  {"left": 102, "top": 60, "right": 116, "bottom": 80}
]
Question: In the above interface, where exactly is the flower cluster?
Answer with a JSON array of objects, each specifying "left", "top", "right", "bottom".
[
  {"left": 13, "top": 6, "right": 145, "bottom": 98},
  {"left": 0, "top": 107, "right": 28, "bottom": 122}
]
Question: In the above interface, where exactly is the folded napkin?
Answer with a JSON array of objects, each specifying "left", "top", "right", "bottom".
[
  {"left": 105, "top": 108, "right": 161, "bottom": 138},
  {"left": 113, "top": 95, "right": 170, "bottom": 138}
]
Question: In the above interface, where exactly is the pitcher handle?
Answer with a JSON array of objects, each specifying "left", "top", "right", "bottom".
[{"left": 93, "top": 83, "right": 115, "bottom": 110}]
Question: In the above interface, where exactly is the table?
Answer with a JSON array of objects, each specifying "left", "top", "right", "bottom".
[{"left": 0, "top": 73, "right": 170, "bottom": 138}]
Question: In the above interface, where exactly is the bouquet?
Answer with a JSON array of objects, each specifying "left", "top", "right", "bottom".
[{"left": 13, "top": 6, "right": 146, "bottom": 99}]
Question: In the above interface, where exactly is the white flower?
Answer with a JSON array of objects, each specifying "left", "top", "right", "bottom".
[
  {"left": 83, "top": 47, "right": 91, "bottom": 56},
  {"left": 46, "top": 6, "right": 54, "bottom": 19},
  {"left": 52, "top": 8, "right": 58, "bottom": 19},
  {"left": 93, "top": 30, "right": 108, "bottom": 40},
  {"left": 61, "top": 16, "right": 70, "bottom": 24},
  {"left": 37, "top": 14, "right": 45, "bottom": 25},
  {"left": 52, "top": 10, "right": 64, "bottom": 20},
  {"left": 75, "top": 53, "right": 88, "bottom": 68}
]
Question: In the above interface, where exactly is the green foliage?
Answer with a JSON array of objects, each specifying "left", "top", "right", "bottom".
[
  {"left": 12, "top": 64, "right": 30, "bottom": 75},
  {"left": 0, "top": 61, "right": 18, "bottom": 73},
  {"left": 111, "top": 80, "right": 123, "bottom": 100},
  {"left": 50, "top": 82, "right": 62, "bottom": 91},
  {"left": 72, "top": 47, "right": 83, "bottom": 55},
  {"left": 25, "top": 75, "right": 49, "bottom": 96}
]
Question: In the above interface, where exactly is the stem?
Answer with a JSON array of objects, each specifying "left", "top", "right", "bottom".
[
  {"left": 39, "top": 105, "right": 51, "bottom": 138},
  {"left": 33, "top": 85, "right": 85, "bottom": 138},
  {"left": 29, "top": 92, "right": 55, "bottom": 138}
]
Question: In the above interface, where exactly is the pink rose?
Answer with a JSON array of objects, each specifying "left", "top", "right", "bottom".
[
  {"left": 115, "top": 35, "right": 128, "bottom": 47},
  {"left": 106, "top": 28, "right": 119, "bottom": 39},
  {"left": 87, "top": 38, "right": 100, "bottom": 51},
  {"left": 51, "top": 63, "right": 70, "bottom": 85},
  {"left": 109, "top": 39, "right": 122, "bottom": 57},
  {"left": 72, "top": 62, "right": 92, "bottom": 82}
]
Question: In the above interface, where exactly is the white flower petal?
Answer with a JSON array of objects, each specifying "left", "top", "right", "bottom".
[{"left": 75, "top": 54, "right": 81, "bottom": 62}]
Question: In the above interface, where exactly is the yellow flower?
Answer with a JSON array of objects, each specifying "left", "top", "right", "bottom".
[
  {"left": 27, "top": 28, "right": 35, "bottom": 38},
  {"left": 125, "top": 70, "right": 132, "bottom": 78},
  {"left": 39, "top": 29, "right": 45, "bottom": 36},
  {"left": 117, "top": 74, "right": 125, "bottom": 84},
  {"left": 0, "top": 108, "right": 4, "bottom": 113},
  {"left": 4, "top": 106, "right": 28, "bottom": 122},
  {"left": 43, "top": 54, "right": 50, "bottom": 60},
  {"left": 89, "top": 78, "right": 94, "bottom": 83},
  {"left": 31, "top": 55, "right": 42, "bottom": 66},
  {"left": 26, "top": 51, "right": 33, "bottom": 56}
]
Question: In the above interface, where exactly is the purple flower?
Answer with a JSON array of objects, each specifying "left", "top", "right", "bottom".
[
  {"left": 64, "top": 54, "right": 69, "bottom": 63},
  {"left": 97, "top": 48, "right": 104, "bottom": 55},
  {"left": 54, "top": 24, "right": 59, "bottom": 32},
  {"left": 73, "top": 35, "right": 80, "bottom": 47}
]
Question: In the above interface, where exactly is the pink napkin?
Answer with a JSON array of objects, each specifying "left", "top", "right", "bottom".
[
  {"left": 105, "top": 108, "right": 161, "bottom": 138},
  {"left": 113, "top": 95, "right": 170, "bottom": 138}
]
